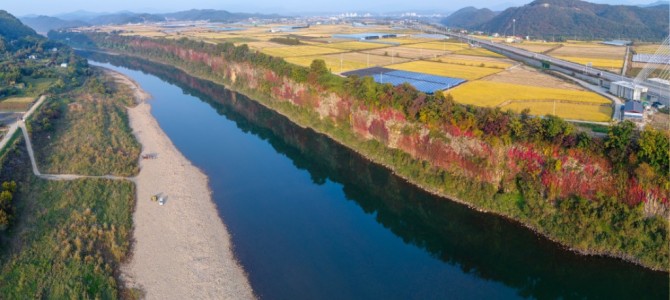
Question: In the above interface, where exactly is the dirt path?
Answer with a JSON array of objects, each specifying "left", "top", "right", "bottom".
[{"left": 15, "top": 70, "right": 255, "bottom": 299}]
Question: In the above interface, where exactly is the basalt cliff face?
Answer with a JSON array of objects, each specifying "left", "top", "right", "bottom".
[{"left": 71, "top": 35, "right": 668, "bottom": 270}]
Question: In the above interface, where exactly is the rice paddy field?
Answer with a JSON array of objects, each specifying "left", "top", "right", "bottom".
[
  {"left": 446, "top": 81, "right": 612, "bottom": 121},
  {"left": 512, "top": 42, "right": 562, "bottom": 53},
  {"left": 260, "top": 45, "right": 346, "bottom": 57},
  {"left": 319, "top": 41, "right": 389, "bottom": 51},
  {"left": 634, "top": 44, "right": 668, "bottom": 54},
  {"left": 363, "top": 46, "right": 448, "bottom": 59},
  {"left": 405, "top": 41, "right": 470, "bottom": 52},
  {"left": 387, "top": 60, "right": 504, "bottom": 80},
  {"left": 91, "top": 22, "right": 618, "bottom": 123},
  {"left": 547, "top": 43, "right": 626, "bottom": 72},
  {"left": 432, "top": 55, "right": 513, "bottom": 69},
  {"left": 285, "top": 52, "right": 410, "bottom": 73}
]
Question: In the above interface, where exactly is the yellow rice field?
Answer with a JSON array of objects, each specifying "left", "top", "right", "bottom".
[
  {"left": 388, "top": 61, "right": 503, "bottom": 80},
  {"left": 553, "top": 56, "right": 623, "bottom": 70},
  {"left": 405, "top": 41, "right": 469, "bottom": 52},
  {"left": 285, "top": 52, "right": 410, "bottom": 73},
  {"left": 320, "top": 41, "right": 389, "bottom": 50},
  {"left": 501, "top": 101, "right": 612, "bottom": 122},
  {"left": 447, "top": 81, "right": 611, "bottom": 106},
  {"left": 634, "top": 44, "right": 668, "bottom": 54},
  {"left": 432, "top": 56, "right": 512, "bottom": 69},
  {"left": 260, "top": 45, "right": 346, "bottom": 57}
]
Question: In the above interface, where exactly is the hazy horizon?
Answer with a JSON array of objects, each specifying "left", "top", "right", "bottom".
[{"left": 4, "top": 0, "right": 659, "bottom": 17}]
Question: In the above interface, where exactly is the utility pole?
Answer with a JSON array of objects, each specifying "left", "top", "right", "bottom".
[{"left": 512, "top": 19, "right": 516, "bottom": 37}]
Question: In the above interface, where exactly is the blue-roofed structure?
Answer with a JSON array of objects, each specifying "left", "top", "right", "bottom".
[{"left": 343, "top": 67, "right": 466, "bottom": 94}]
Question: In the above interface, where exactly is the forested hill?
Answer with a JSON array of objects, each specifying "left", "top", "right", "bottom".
[
  {"left": 19, "top": 16, "right": 88, "bottom": 35},
  {"left": 0, "top": 10, "right": 40, "bottom": 42},
  {"left": 441, "top": 7, "right": 498, "bottom": 29},
  {"left": 444, "top": 0, "right": 669, "bottom": 41}
]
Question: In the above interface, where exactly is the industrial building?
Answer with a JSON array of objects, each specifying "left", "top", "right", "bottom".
[
  {"left": 622, "top": 101, "right": 645, "bottom": 121},
  {"left": 609, "top": 81, "right": 648, "bottom": 101}
]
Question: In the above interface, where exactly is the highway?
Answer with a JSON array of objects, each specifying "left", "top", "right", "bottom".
[{"left": 416, "top": 25, "right": 670, "bottom": 104}]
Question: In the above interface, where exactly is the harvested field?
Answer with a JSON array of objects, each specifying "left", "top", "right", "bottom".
[
  {"left": 0, "top": 96, "right": 34, "bottom": 111},
  {"left": 432, "top": 54, "right": 513, "bottom": 69},
  {"left": 243, "top": 41, "right": 285, "bottom": 50},
  {"left": 548, "top": 44, "right": 625, "bottom": 71},
  {"left": 261, "top": 45, "right": 346, "bottom": 57},
  {"left": 447, "top": 81, "right": 610, "bottom": 107},
  {"left": 484, "top": 66, "right": 585, "bottom": 90},
  {"left": 320, "top": 41, "right": 389, "bottom": 50},
  {"left": 363, "top": 46, "right": 448, "bottom": 59},
  {"left": 286, "top": 53, "right": 410, "bottom": 73},
  {"left": 387, "top": 60, "right": 503, "bottom": 80},
  {"left": 377, "top": 38, "right": 430, "bottom": 45},
  {"left": 501, "top": 101, "right": 612, "bottom": 122},
  {"left": 453, "top": 47, "right": 504, "bottom": 58},
  {"left": 512, "top": 42, "right": 562, "bottom": 53},
  {"left": 405, "top": 41, "right": 469, "bottom": 52}
]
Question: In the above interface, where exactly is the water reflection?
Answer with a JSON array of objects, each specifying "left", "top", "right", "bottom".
[{"left": 86, "top": 52, "right": 668, "bottom": 300}]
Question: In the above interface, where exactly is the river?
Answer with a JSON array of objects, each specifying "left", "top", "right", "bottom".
[{"left": 87, "top": 54, "right": 668, "bottom": 300}]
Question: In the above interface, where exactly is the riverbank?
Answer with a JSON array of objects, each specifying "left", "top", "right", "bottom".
[
  {"left": 106, "top": 70, "right": 256, "bottom": 299},
  {"left": 80, "top": 46, "right": 667, "bottom": 271}
]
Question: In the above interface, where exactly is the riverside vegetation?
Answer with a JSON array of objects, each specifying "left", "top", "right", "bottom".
[
  {"left": 53, "top": 31, "right": 670, "bottom": 270},
  {"left": 0, "top": 11, "right": 140, "bottom": 298}
]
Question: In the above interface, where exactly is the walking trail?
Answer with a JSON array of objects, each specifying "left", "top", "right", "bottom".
[{"left": 15, "top": 70, "right": 255, "bottom": 299}]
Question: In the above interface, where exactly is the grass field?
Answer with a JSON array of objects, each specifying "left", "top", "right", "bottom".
[
  {"left": 30, "top": 74, "right": 141, "bottom": 177},
  {"left": 501, "top": 101, "right": 612, "bottom": 122},
  {"left": 320, "top": 41, "right": 389, "bottom": 50},
  {"left": 0, "top": 97, "right": 34, "bottom": 111},
  {"left": 261, "top": 45, "right": 346, "bottom": 57},
  {"left": 0, "top": 175, "right": 135, "bottom": 299},
  {"left": 387, "top": 60, "right": 504, "bottom": 80}
]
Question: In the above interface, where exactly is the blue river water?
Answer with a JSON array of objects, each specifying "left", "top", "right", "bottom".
[{"left": 88, "top": 56, "right": 668, "bottom": 300}]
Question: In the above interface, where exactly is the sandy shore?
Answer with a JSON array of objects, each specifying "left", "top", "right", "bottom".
[{"left": 108, "top": 71, "right": 255, "bottom": 299}]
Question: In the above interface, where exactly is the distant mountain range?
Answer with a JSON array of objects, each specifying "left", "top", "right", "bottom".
[
  {"left": 20, "top": 9, "right": 283, "bottom": 34},
  {"left": 442, "top": 0, "right": 670, "bottom": 41}
]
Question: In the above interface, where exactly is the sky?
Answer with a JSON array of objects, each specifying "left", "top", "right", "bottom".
[{"left": 2, "top": 0, "right": 659, "bottom": 17}]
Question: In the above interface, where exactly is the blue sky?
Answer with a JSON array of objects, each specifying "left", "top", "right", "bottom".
[{"left": 4, "top": 0, "right": 657, "bottom": 16}]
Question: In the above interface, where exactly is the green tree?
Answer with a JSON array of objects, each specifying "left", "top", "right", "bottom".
[
  {"left": 637, "top": 128, "right": 670, "bottom": 175},
  {"left": 309, "top": 59, "right": 329, "bottom": 77},
  {"left": 605, "top": 121, "right": 635, "bottom": 166}
]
